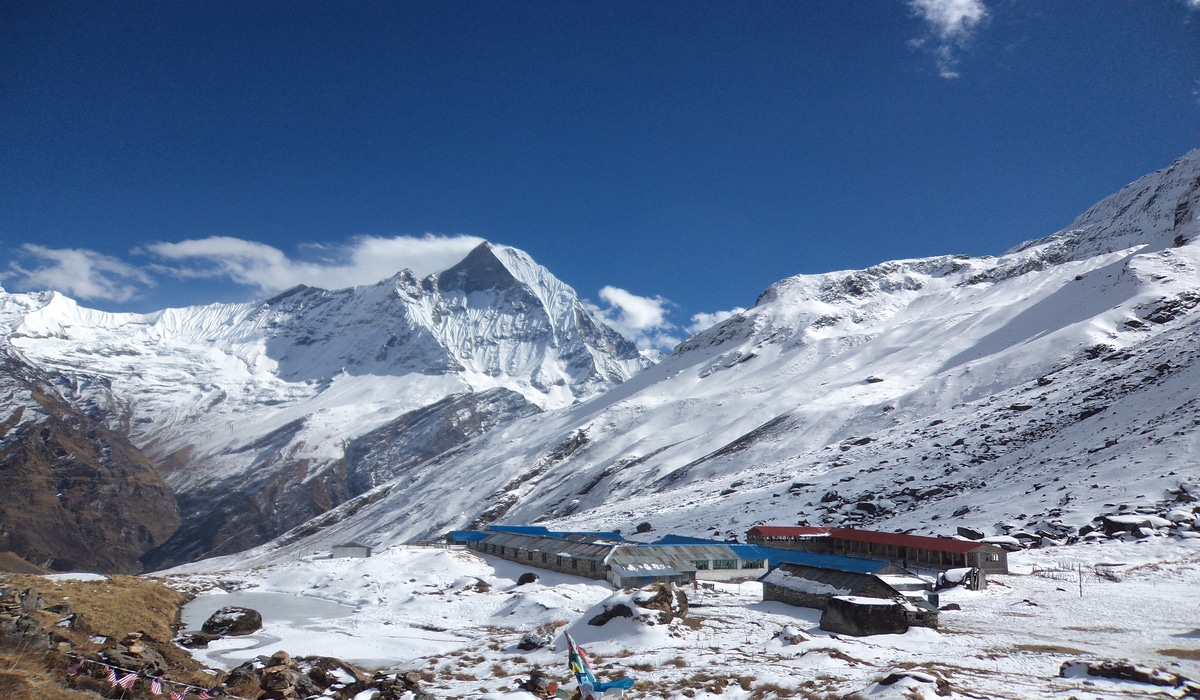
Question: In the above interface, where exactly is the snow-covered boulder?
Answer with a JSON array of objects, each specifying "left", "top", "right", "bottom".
[
  {"left": 200, "top": 606, "right": 262, "bottom": 636},
  {"left": 586, "top": 584, "right": 688, "bottom": 627}
]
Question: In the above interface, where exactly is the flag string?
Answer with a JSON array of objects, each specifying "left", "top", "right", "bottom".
[{"left": 61, "top": 652, "right": 251, "bottom": 699}]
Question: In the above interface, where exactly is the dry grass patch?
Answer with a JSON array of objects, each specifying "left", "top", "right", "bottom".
[
  {"left": 0, "top": 651, "right": 96, "bottom": 700},
  {"left": 10, "top": 573, "right": 186, "bottom": 643},
  {"left": 1159, "top": 648, "right": 1200, "bottom": 660}
]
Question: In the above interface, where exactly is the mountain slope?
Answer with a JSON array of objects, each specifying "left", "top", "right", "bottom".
[
  {"left": 236, "top": 149, "right": 1200, "bottom": 561},
  {"left": 0, "top": 243, "right": 648, "bottom": 570},
  {"left": 0, "top": 347, "right": 179, "bottom": 573}
]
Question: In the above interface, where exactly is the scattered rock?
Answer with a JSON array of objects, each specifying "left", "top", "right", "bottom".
[
  {"left": 516, "top": 572, "right": 540, "bottom": 586},
  {"left": 634, "top": 521, "right": 652, "bottom": 534},
  {"left": 1060, "top": 659, "right": 1192, "bottom": 688},
  {"left": 177, "top": 633, "right": 220, "bottom": 649},
  {"left": 876, "top": 669, "right": 951, "bottom": 696}
]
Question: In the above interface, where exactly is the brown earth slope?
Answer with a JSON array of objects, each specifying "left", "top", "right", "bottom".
[{"left": 0, "top": 353, "right": 179, "bottom": 573}]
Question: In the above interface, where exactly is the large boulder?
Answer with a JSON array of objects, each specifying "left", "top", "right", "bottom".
[
  {"left": 587, "top": 583, "right": 688, "bottom": 626},
  {"left": 201, "top": 606, "right": 263, "bottom": 636}
]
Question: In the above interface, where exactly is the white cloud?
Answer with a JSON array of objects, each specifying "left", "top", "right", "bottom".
[
  {"left": 587, "top": 286, "right": 681, "bottom": 352},
  {"left": 144, "top": 234, "right": 485, "bottom": 295},
  {"left": 5, "top": 245, "right": 153, "bottom": 302},
  {"left": 908, "top": 0, "right": 989, "bottom": 79},
  {"left": 598, "top": 286, "right": 669, "bottom": 331},
  {"left": 687, "top": 307, "right": 746, "bottom": 335}
]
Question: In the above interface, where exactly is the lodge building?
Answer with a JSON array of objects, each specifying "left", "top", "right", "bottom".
[{"left": 746, "top": 526, "right": 1009, "bottom": 575}]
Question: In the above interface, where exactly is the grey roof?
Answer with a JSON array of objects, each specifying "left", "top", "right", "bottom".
[
  {"left": 480, "top": 532, "right": 616, "bottom": 559},
  {"left": 608, "top": 544, "right": 763, "bottom": 573},
  {"left": 762, "top": 562, "right": 900, "bottom": 598}
]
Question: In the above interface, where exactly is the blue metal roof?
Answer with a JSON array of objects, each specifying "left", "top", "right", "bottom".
[
  {"left": 486, "top": 525, "right": 626, "bottom": 541},
  {"left": 651, "top": 535, "right": 887, "bottom": 573},
  {"left": 448, "top": 531, "right": 490, "bottom": 543},
  {"left": 487, "top": 525, "right": 553, "bottom": 535},
  {"left": 754, "top": 546, "right": 889, "bottom": 574}
]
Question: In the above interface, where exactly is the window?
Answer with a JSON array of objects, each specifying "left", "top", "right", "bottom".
[
  {"left": 571, "top": 559, "right": 578, "bottom": 569},
  {"left": 713, "top": 560, "right": 737, "bottom": 570},
  {"left": 528, "top": 551, "right": 535, "bottom": 561},
  {"left": 541, "top": 552, "right": 548, "bottom": 563},
  {"left": 499, "top": 546, "right": 506, "bottom": 556},
  {"left": 986, "top": 553, "right": 1001, "bottom": 562},
  {"left": 691, "top": 560, "right": 710, "bottom": 570},
  {"left": 590, "top": 560, "right": 598, "bottom": 571},
  {"left": 556, "top": 556, "right": 563, "bottom": 566},
  {"left": 741, "top": 559, "right": 765, "bottom": 569}
]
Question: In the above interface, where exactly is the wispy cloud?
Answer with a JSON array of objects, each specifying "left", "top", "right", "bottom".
[
  {"left": 587, "top": 286, "right": 682, "bottom": 352},
  {"left": 687, "top": 307, "right": 746, "bottom": 335},
  {"left": 4, "top": 245, "right": 153, "bottom": 302},
  {"left": 144, "top": 234, "right": 485, "bottom": 295},
  {"left": 908, "top": 0, "right": 990, "bottom": 79}
]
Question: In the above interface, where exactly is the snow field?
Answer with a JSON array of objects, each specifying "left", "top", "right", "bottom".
[{"left": 168, "top": 538, "right": 1200, "bottom": 699}]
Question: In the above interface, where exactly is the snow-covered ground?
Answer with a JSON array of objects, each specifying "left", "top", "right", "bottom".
[{"left": 164, "top": 537, "right": 1200, "bottom": 699}]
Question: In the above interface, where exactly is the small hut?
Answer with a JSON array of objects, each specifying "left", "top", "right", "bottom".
[{"left": 331, "top": 542, "right": 372, "bottom": 559}]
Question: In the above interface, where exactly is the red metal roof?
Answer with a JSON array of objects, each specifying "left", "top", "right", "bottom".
[{"left": 747, "top": 526, "right": 995, "bottom": 554}]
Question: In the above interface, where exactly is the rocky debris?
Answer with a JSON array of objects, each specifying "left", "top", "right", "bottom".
[
  {"left": 874, "top": 669, "right": 951, "bottom": 696},
  {"left": 588, "top": 583, "right": 688, "bottom": 626},
  {"left": 177, "top": 632, "right": 221, "bottom": 648},
  {"left": 0, "top": 584, "right": 55, "bottom": 652},
  {"left": 227, "top": 650, "right": 433, "bottom": 700},
  {"left": 201, "top": 606, "right": 263, "bottom": 636},
  {"left": 518, "top": 668, "right": 557, "bottom": 697},
  {"left": 100, "top": 632, "right": 168, "bottom": 676},
  {"left": 1060, "top": 658, "right": 1199, "bottom": 693},
  {"left": 516, "top": 572, "right": 540, "bottom": 586},
  {"left": 517, "top": 627, "right": 554, "bottom": 651},
  {"left": 635, "top": 521, "right": 652, "bottom": 533}
]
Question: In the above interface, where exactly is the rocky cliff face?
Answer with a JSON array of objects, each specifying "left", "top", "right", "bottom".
[{"left": 0, "top": 350, "right": 179, "bottom": 573}]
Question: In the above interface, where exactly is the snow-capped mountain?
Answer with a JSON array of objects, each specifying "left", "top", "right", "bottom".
[
  {"left": 0, "top": 242, "right": 648, "bottom": 569},
  {"left": 233, "top": 149, "right": 1200, "bottom": 562}
]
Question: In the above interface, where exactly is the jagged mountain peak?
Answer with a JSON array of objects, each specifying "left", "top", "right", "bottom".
[{"left": 435, "top": 242, "right": 521, "bottom": 294}]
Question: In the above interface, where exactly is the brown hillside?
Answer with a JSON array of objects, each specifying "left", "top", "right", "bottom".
[{"left": 0, "top": 354, "right": 180, "bottom": 574}]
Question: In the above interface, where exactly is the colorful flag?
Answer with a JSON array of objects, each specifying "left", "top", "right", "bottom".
[
  {"left": 170, "top": 691, "right": 184, "bottom": 700},
  {"left": 66, "top": 659, "right": 84, "bottom": 676},
  {"left": 117, "top": 671, "right": 141, "bottom": 689},
  {"left": 564, "top": 632, "right": 597, "bottom": 688},
  {"left": 150, "top": 677, "right": 163, "bottom": 695},
  {"left": 564, "top": 632, "right": 635, "bottom": 699},
  {"left": 105, "top": 666, "right": 117, "bottom": 686}
]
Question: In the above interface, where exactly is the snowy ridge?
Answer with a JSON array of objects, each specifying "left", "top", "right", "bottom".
[
  {"left": 225, "top": 150, "right": 1200, "bottom": 562},
  {"left": 0, "top": 242, "right": 650, "bottom": 565}
]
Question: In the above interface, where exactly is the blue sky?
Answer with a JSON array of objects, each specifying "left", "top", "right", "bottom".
[{"left": 2, "top": 1, "right": 1198, "bottom": 349}]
